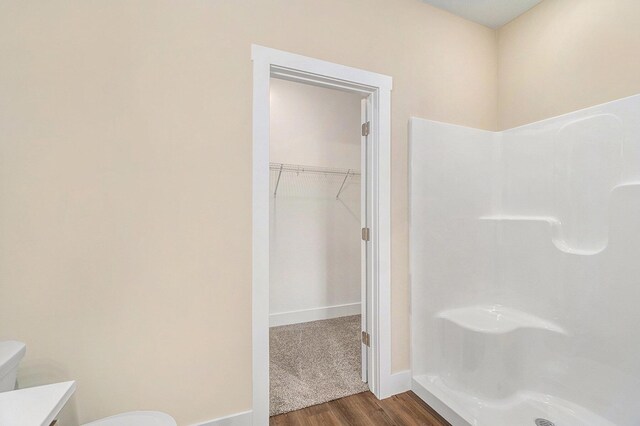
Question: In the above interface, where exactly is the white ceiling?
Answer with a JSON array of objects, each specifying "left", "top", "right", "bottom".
[{"left": 421, "top": 0, "right": 543, "bottom": 29}]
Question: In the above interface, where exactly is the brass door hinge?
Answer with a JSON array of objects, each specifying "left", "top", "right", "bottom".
[
  {"left": 361, "top": 331, "right": 370, "bottom": 347},
  {"left": 362, "top": 121, "right": 370, "bottom": 137}
]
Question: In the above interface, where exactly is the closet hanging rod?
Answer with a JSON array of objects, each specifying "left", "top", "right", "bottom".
[{"left": 269, "top": 162, "right": 361, "bottom": 177}]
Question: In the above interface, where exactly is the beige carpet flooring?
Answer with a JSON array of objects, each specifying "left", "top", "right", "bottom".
[{"left": 269, "top": 315, "right": 369, "bottom": 416}]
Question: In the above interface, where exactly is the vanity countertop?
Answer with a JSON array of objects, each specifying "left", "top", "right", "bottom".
[{"left": 0, "top": 381, "right": 76, "bottom": 426}]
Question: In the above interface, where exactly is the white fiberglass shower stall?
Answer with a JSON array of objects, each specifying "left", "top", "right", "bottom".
[{"left": 409, "top": 95, "right": 640, "bottom": 426}]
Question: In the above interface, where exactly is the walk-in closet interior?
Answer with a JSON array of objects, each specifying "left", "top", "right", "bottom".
[{"left": 268, "top": 78, "right": 368, "bottom": 416}]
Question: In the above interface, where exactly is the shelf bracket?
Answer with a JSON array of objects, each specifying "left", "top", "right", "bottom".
[
  {"left": 336, "top": 169, "right": 351, "bottom": 199},
  {"left": 273, "top": 163, "right": 283, "bottom": 197}
]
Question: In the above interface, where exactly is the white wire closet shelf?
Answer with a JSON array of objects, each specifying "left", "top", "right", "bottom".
[{"left": 270, "top": 162, "right": 361, "bottom": 199}]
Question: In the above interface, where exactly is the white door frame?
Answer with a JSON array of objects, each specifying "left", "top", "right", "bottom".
[{"left": 251, "top": 45, "right": 392, "bottom": 426}]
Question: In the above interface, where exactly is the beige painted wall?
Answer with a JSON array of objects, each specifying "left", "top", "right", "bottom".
[
  {"left": 498, "top": 0, "right": 640, "bottom": 129},
  {"left": 0, "top": 0, "right": 497, "bottom": 424}
]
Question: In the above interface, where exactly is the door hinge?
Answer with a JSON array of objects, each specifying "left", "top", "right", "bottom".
[
  {"left": 361, "top": 331, "right": 370, "bottom": 347},
  {"left": 361, "top": 121, "right": 370, "bottom": 137},
  {"left": 361, "top": 227, "right": 370, "bottom": 241}
]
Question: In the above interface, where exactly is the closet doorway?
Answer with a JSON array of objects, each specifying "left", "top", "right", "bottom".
[
  {"left": 268, "top": 78, "right": 368, "bottom": 416},
  {"left": 252, "top": 45, "right": 393, "bottom": 426}
]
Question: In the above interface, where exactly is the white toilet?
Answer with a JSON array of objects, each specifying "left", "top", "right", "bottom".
[{"left": 0, "top": 341, "right": 176, "bottom": 426}]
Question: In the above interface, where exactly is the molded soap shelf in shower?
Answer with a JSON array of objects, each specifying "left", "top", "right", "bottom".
[
  {"left": 478, "top": 215, "right": 606, "bottom": 255},
  {"left": 478, "top": 181, "right": 640, "bottom": 257}
]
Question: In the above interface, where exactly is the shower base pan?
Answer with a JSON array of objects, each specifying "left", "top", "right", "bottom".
[{"left": 412, "top": 374, "right": 615, "bottom": 426}]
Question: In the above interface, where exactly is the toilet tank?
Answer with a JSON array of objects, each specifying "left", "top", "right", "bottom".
[{"left": 0, "top": 341, "right": 26, "bottom": 392}]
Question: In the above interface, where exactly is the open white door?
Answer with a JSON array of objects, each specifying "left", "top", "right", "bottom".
[{"left": 360, "top": 96, "right": 372, "bottom": 383}]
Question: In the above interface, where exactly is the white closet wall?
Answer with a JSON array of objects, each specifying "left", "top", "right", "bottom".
[{"left": 269, "top": 79, "right": 363, "bottom": 326}]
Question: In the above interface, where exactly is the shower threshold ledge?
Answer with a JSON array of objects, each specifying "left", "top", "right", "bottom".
[
  {"left": 412, "top": 374, "right": 616, "bottom": 426},
  {"left": 436, "top": 305, "right": 566, "bottom": 335}
]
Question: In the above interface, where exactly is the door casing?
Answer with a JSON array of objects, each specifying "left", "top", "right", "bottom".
[{"left": 251, "top": 45, "right": 393, "bottom": 426}]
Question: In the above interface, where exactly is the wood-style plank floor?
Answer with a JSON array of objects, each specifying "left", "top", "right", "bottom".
[{"left": 270, "top": 391, "right": 451, "bottom": 426}]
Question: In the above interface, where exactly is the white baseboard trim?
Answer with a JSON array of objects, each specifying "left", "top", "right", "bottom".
[
  {"left": 269, "top": 302, "right": 361, "bottom": 327},
  {"left": 380, "top": 369, "right": 412, "bottom": 399},
  {"left": 193, "top": 410, "right": 252, "bottom": 426}
]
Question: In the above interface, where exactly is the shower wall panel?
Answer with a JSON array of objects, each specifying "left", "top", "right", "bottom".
[{"left": 410, "top": 95, "right": 640, "bottom": 426}]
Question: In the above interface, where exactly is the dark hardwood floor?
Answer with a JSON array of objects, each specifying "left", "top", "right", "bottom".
[{"left": 270, "top": 391, "right": 451, "bottom": 426}]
